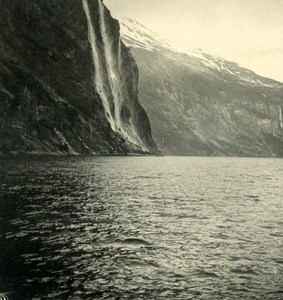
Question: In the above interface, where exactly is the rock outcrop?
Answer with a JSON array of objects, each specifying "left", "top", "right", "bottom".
[
  {"left": 120, "top": 18, "right": 283, "bottom": 157},
  {"left": 0, "top": 1, "right": 157, "bottom": 155}
]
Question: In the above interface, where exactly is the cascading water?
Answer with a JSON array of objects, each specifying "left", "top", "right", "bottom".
[
  {"left": 82, "top": 0, "right": 147, "bottom": 150},
  {"left": 98, "top": 0, "right": 122, "bottom": 127},
  {"left": 97, "top": 0, "right": 144, "bottom": 147},
  {"left": 82, "top": 0, "right": 115, "bottom": 130},
  {"left": 279, "top": 106, "right": 283, "bottom": 129},
  {"left": 118, "top": 38, "right": 122, "bottom": 69}
]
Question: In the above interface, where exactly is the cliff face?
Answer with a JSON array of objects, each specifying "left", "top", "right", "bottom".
[
  {"left": 120, "top": 18, "right": 283, "bottom": 157},
  {"left": 0, "top": 0, "right": 157, "bottom": 155}
]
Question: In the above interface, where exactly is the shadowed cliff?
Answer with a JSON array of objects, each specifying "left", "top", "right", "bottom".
[{"left": 0, "top": 0, "right": 157, "bottom": 155}]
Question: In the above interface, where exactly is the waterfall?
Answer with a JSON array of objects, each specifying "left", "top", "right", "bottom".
[
  {"left": 118, "top": 38, "right": 122, "bottom": 69},
  {"left": 279, "top": 106, "right": 283, "bottom": 129},
  {"left": 82, "top": 0, "right": 146, "bottom": 150},
  {"left": 98, "top": 0, "right": 122, "bottom": 128},
  {"left": 97, "top": 0, "right": 143, "bottom": 147},
  {"left": 82, "top": 0, "right": 115, "bottom": 130}
]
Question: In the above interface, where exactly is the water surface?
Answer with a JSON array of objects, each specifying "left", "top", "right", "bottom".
[{"left": 0, "top": 156, "right": 282, "bottom": 299}]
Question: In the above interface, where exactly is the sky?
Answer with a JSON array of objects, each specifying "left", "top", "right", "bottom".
[{"left": 104, "top": 0, "right": 283, "bottom": 82}]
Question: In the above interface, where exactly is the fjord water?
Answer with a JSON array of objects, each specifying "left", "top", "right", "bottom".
[{"left": 0, "top": 156, "right": 282, "bottom": 299}]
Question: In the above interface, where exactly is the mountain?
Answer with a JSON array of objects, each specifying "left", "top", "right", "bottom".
[
  {"left": 120, "top": 18, "right": 283, "bottom": 157},
  {"left": 0, "top": 1, "right": 157, "bottom": 155}
]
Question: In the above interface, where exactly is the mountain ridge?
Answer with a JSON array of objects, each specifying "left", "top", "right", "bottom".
[
  {"left": 119, "top": 17, "right": 283, "bottom": 157},
  {"left": 120, "top": 18, "right": 283, "bottom": 88}
]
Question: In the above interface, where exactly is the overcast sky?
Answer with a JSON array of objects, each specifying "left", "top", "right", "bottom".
[{"left": 104, "top": 0, "right": 283, "bottom": 82}]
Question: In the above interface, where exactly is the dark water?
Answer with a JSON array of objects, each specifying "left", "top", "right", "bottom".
[{"left": 0, "top": 156, "right": 282, "bottom": 300}]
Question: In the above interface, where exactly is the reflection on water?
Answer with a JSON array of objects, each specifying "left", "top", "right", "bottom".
[{"left": 0, "top": 156, "right": 282, "bottom": 299}]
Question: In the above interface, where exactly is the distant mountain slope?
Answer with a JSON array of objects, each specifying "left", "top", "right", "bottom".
[
  {"left": 0, "top": 1, "right": 157, "bottom": 155},
  {"left": 120, "top": 18, "right": 283, "bottom": 157}
]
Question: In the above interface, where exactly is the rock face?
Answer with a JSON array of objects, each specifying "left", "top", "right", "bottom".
[
  {"left": 120, "top": 18, "right": 283, "bottom": 157},
  {"left": 0, "top": 1, "right": 157, "bottom": 155}
]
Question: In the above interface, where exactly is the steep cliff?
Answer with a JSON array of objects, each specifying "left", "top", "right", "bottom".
[
  {"left": 0, "top": 1, "right": 157, "bottom": 155},
  {"left": 120, "top": 18, "right": 283, "bottom": 157}
]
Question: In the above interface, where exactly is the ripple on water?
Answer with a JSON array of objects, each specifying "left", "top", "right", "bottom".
[{"left": 0, "top": 156, "right": 282, "bottom": 299}]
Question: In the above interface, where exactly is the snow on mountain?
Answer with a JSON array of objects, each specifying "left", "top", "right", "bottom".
[
  {"left": 120, "top": 18, "right": 283, "bottom": 89},
  {"left": 119, "top": 17, "right": 283, "bottom": 157},
  {"left": 120, "top": 18, "right": 176, "bottom": 53}
]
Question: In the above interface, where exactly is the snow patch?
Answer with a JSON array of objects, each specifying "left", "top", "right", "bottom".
[
  {"left": 78, "top": 136, "right": 96, "bottom": 154},
  {"left": 54, "top": 128, "right": 78, "bottom": 155}
]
